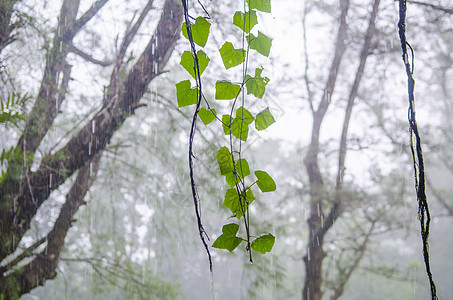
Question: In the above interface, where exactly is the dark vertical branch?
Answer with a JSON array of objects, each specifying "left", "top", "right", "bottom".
[
  {"left": 397, "top": 1, "right": 438, "bottom": 299},
  {"left": 180, "top": 0, "right": 213, "bottom": 272}
]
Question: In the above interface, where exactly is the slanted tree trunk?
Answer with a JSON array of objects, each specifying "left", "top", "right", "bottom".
[{"left": 0, "top": 0, "right": 182, "bottom": 297}]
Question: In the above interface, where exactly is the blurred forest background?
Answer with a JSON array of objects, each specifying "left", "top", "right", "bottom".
[{"left": 1, "top": 0, "right": 453, "bottom": 299}]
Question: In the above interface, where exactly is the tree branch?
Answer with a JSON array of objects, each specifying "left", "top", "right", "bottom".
[
  {"left": 68, "top": 42, "right": 112, "bottom": 66},
  {"left": 68, "top": 0, "right": 110, "bottom": 39},
  {"left": 407, "top": 0, "right": 453, "bottom": 14}
]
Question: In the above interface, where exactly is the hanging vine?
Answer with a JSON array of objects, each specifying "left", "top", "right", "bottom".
[
  {"left": 397, "top": 1, "right": 438, "bottom": 299},
  {"left": 176, "top": 0, "right": 276, "bottom": 268}
]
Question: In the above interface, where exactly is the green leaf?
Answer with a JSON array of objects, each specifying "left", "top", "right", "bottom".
[
  {"left": 222, "top": 114, "right": 233, "bottom": 135},
  {"left": 215, "top": 81, "right": 241, "bottom": 100},
  {"left": 255, "top": 107, "right": 275, "bottom": 130},
  {"left": 255, "top": 170, "right": 276, "bottom": 192},
  {"left": 235, "top": 107, "right": 254, "bottom": 125},
  {"left": 245, "top": 68, "right": 270, "bottom": 99},
  {"left": 198, "top": 107, "right": 216, "bottom": 125},
  {"left": 181, "top": 17, "right": 211, "bottom": 47},
  {"left": 180, "top": 50, "right": 210, "bottom": 79},
  {"left": 251, "top": 234, "right": 275, "bottom": 254},
  {"left": 223, "top": 187, "right": 256, "bottom": 219},
  {"left": 248, "top": 32, "right": 272, "bottom": 57},
  {"left": 216, "top": 146, "right": 234, "bottom": 175},
  {"left": 236, "top": 158, "right": 251, "bottom": 178},
  {"left": 175, "top": 80, "right": 198, "bottom": 107},
  {"left": 219, "top": 42, "right": 245, "bottom": 69},
  {"left": 247, "top": 0, "right": 271, "bottom": 13},
  {"left": 230, "top": 118, "right": 249, "bottom": 141},
  {"left": 224, "top": 158, "right": 251, "bottom": 187},
  {"left": 225, "top": 172, "right": 242, "bottom": 187},
  {"left": 233, "top": 10, "right": 258, "bottom": 33},
  {"left": 212, "top": 223, "right": 243, "bottom": 252}
]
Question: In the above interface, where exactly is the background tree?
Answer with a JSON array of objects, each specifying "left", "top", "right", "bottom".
[{"left": 0, "top": 0, "right": 182, "bottom": 297}]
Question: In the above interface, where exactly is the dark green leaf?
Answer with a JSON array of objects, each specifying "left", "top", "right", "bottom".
[
  {"left": 247, "top": 0, "right": 271, "bottom": 13},
  {"left": 181, "top": 17, "right": 211, "bottom": 47},
  {"left": 215, "top": 80, "right": 241, "bottom": 100},
  {"left": 175, "top": 80, "right": 198, "bottom": 107},
  {"left": 251, "top": 234, "right": 275, "bottom": 254},
  {"left": 219, "top": 42, "right": 245, "bottom": 69},
  {"left": 198, "top": 107, "right": 216, "bottom": 125},
  {"left": 212, "top": 223, "right": 243, "bottom": 252},
  {"left": 245, "top": 68, "right": 270, "bottom": 99},
  {"left": 180, "top": 50, "right": 210, "bottom": 79},
  {"left": 223, "top": 188, "right": 256, "bottom": 219},
  {"left": 255, "top": 170, "right": 276, "bottom": 192},
  {"left": 216, "top": 146, "right": 234, "bottom": 175},
  {"left": 248, "top": 32, "right": 272, "bottom": 57},
  {"left": 255, "top": 107, "right": 275, "bottom": 130},
  {"left": 232, "top": 10, "right": 258, "bottom": 33}
]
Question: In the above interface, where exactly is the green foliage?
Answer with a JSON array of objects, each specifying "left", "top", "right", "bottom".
[
  {"left": 255, "top": 170, "right": 276, "bottom": 192},
  {"left": 198, "top": 107, "right": 216, "bottom": 125},
  {"left": 247, "top": 0, "right": 271, "bottom": 13},
  {"left": 251, "top": 234, "right": 275, "bottom": 254},
  {"left": 215, "top": 80, "right": 241, "bottom": 100},
  {"left": 216, "top": 146, "right": 234, "bottom": 175},
  {"left": 245, "top": 67, "right": 270, "bottom": 98},
  {"left": 219, "top": 42, "right": 246, "bottom": 69},
  {"left": 0, "top": 146, "right": 33, "bottom": 183},
  {"left": 223, "top": 187, "right": 256, "bottom": 219},
  {"left": 255, "top": 107, "right": 275, "bottom": 131},
  {"left": 0, "top": 93, "right": 29, "bottom": 126},
  {"left": 248, "top": 31, "right": 272, "bottom": 57},
  {"left": 212, "top": 223, "right": 243, "bottom": 252},
  {"left": 175, "top": 80, "right": 197, "bottom": 107},
  {"left": 180, "top": 50, "right": 210, "bottom": 79},
  {"left": 181, "top": 17, "right": 211, "bottom": 47},
  {"left": 233, "top": 10, "right": 258, "bottom": 33},
  {"left": 177, "top": 0, "right": 277, "bottom": 260}
]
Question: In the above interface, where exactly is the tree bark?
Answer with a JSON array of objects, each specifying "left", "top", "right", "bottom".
[{"left": 0, "top": 0, "right": 182, "bottom": 297}]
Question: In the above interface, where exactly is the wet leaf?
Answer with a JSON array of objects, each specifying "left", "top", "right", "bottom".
[
  {"left": 223, "top": 187, "right": 256, "bottom": 219},
  {"left": 255, "top": 170, "right": 276, "bottom": 192},
  {"left": 212, "top": 223, "right": 243, "bottom": 252},
  {"left": 251, "top": 234, "right": 275, "bottom": 254}
]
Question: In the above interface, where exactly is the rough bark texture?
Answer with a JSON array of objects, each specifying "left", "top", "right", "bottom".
[
  {"left": 0, "top": 0, "right": 182, "bottom": 297},
  {"left": 302, "top": 0, "right": 380, "bottom": 298}
]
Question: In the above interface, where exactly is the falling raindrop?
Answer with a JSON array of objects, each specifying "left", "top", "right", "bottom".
[
  {"left": 317, "top": 203, "right": 320, "bottom": 217},
  {"left": 307, "top": 246, "right": 310, "bottom": 261},
  {"left": 49, "top": 174, "right": 53, "bottom": 188},
  {"left": 142, "top": 263, "right": 145, "bottom": 284},
  {"left": 92, "top": 120, "right": 96, "bottom": 134}
]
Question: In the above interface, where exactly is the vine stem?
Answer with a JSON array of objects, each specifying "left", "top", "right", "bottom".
[
  {"left": 397, "top": 1, "right": 437, "bottom": 298},
  {"left": 181, "top": 0, "right": 213, "bottom": 272}
]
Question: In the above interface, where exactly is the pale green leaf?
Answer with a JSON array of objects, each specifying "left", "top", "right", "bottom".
[
  {"left": 248, "top": 32, "right": 272, "bottom": 57},
  {"left": 215, "top": 80, "right": 241, "bottom": 100},
  {"left": 245, "top": 68, "right": 270, "bottom": 99},
  {"left": 247, "top": 0, "right": 271, "bottom": 13},
  {"left": 219, "top": 42, "right": 245, "bottom": 69},
  {"left": 232, "top": 10, "right": 258, "bottom": 33},
  {"left": 255, "top": 107, "right": 275, "bottom": 130},
  {"left": 216, "top": 146, "right": 234, "bottom": 175}
]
